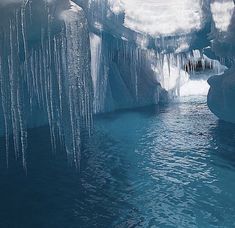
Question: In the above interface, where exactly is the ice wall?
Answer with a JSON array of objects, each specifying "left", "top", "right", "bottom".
[
  {"left": 82, "top": 0, "right": 235, "bottom": 120},
  {"left": 1, "top": 0, "right": 234, "bottom": 169},
  {"left": 0, "top": 0, "right": 93, "bottom": 168},
  {"left": 80, "top": 0, "right": 220, "bottom": 113},
  {"left": 90, "top": 32, "right": 166, "bottom": 113},
  {"left": 207, "top": 0, "right": 235, "bottom": 123}
]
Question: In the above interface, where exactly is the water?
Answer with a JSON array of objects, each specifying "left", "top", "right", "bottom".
[{"left": 0, "top": 96, "right": 235, "bottom": 227}]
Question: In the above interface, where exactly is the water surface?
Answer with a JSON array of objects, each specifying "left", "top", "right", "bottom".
[{"left": 0, "top": 96, "right": 235, "bottom": 227}]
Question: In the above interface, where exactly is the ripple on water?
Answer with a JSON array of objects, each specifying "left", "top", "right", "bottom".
[
  {"left": 81, "top": 96, "right": 235, "bottom": 227},
  {"left": 0, "top": 97, "right": 235, "bottom": 227}
]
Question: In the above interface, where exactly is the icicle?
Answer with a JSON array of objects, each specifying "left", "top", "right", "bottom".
[
  {"left": 0, "top": 55, "right": 10, "bottom": 168},
  {"left": 166, "top": 54, "right": 171, "bottom": 76},
  {"left": 9, "top": 19, "right": 20, "bottom": 160},
  {"left": 0, "top": 0, "right": 94, "bottom": 170}
]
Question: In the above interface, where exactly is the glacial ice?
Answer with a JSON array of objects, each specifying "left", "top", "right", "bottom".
[
  {"left": 1, "top": 0, "right": 235, "bottom": 168},
  {"left": 0, "top": 0, "right": 23, "bottom": 6},
  {"left": 0, "top": 0, "right": 93, "bottom": 168},
  {"left": 85, "top": 0, "right": 234, "bottom": 123},
  {"left": 207, "top": 0, "right": 235, "bottom": 123},
  {"left": 211, "top": 0, "right": 234, "bottom": 32},
  {"left": 118, "top": 0, "right": 203, "bottom": 37},
  {"left": 208, "top": 66, "right": 235, "bottom": 123}
]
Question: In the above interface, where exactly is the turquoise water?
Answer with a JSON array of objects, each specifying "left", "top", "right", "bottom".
[{"left": 0, "top": 96, "right": 235, "bottom": 227}]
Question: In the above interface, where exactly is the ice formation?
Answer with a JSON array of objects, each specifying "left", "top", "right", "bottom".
[
  {"left": 1, "top": 0, "right": 235, "bottom": 168},
  {"left": 83, "top": 0, "right": 233, "bottom": 122},
  {"left": 0, "top": 0, "right": 93, "bottom": 169},
  {"left": 120, "top": 0, "right": 203, "bottom": 37},
  {"left": 208, "top": 0, "right": 235, "bottom": 123},
  {"left": 82, "top": 0, "right": 227, "bottom": 111},
  {"left": 211, "top": 0, "right": 234, "bottom": 32}
]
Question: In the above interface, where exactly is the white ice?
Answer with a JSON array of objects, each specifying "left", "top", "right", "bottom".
[
  {"left": 110, "top": 0, "right": 203, "bottom": 37},
  {"left": 211, "top": 0, "right": 234, "bottom": 32}
]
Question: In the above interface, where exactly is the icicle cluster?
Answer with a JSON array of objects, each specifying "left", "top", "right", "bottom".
[
  {"left": 90, "top": 26, "right": 228, "bottom": 112},
  {"left": 90, "top": 33, "right": 166, "bottom": 113},
  {"left": 0, "top": 0, "right": 93, "bottom": 169}
]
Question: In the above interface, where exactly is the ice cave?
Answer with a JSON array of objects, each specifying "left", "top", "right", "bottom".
[{"left": 0, "top": 0, "right": 235, "bottom": 227}]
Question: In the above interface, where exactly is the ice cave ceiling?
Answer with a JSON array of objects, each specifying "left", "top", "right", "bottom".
[
  {"left": 107, "top": 0, "right": 234, "bottom": 35},
  {"left": 112, "top": 0, "right": 204, "bottom": 36}
]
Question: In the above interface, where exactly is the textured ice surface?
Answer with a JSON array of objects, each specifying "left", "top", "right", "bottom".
[
  {"left": 120, "top": 0, "right": 203, "bottom": 37},
  {"left": 1, "top": 0, "right": 235, "bottom": 169},
  {"left": 0, "top": 0, "right": 93, "bottom": 168},
  {"left": 208, "top": 66, "right": 235, "bottom": 123},
  {"left": 207, "top": 0, "right": 235, "bottom": 123},
  {"left": 0, "top": 0, "right": 23, "bottom": 6}
]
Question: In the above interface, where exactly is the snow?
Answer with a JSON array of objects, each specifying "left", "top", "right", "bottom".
[
  {"left": 110, "top": 0, "right": 203, "bottom": 37},
  {"left": 211, "top": 0, "right": 234, "bottom": 32}
]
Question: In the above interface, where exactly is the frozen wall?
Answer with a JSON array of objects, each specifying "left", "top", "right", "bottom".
[
  {"left": 1, "top": 0, "right": 235, "bottom": 169},
  {"left": 82, "top": 0, "right": 234, "bottom": 124},
  {"left": 0, "top": 0, "right": 93, "bottom": 168},
  {"left": 79, "top": 0, "right": 222, "bottom": 113}
]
